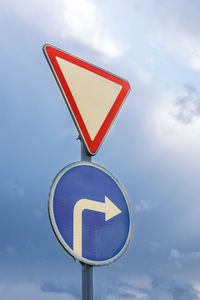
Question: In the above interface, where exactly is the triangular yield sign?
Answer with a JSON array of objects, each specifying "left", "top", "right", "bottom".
[{"left": 43, "top": 44, "right": 130, "bottom": 155}]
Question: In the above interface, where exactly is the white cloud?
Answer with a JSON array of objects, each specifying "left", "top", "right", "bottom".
[
  {"left": 194, "top": 283, "right": 200, "bottom": 300},
  {"left": 170, "top": 248, "right": 200, "bottom": 269},
  {"left": 148, "top": 85, "right": 200, "bottom": 163},
  {"left": 146, "top": 1, "right": 200, "bottom": 71},
  {"left": 62, "top": 0, "right": 124, "bottom": 58},
  {"left": 149, "top": 275, "right": 199, "bottom": 300},
  {"left": 106, "top": 282, "right": 149, "bottom": 300},
  {"left": 135, "top": 199, "right": 152, "bottom": 213},
  {"left": 4, "top": 0, "right": 124, "bottom": 58},
  {"left": 170, "top": 248, "right": 200, "bottom": 260},
  {"left": 0, "top": 281, "right": 75, "bottom": 300},
  {"left": 149, "top": 242, "right": 162, "bottom": 253},
  {"left": 122, "top": 0, "right": 200, "bottom": 71},
  {"left": 148, "top": 27, "right": 200, "bottom": 71}
]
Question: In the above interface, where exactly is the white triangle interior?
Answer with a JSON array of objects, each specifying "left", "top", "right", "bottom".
[{"left": 56, "top": 57, "right": 122, "bottom": 140}]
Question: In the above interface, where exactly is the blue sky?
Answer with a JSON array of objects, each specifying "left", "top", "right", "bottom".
[{"left": 1, "top": 0, "right": 200, "bottom": 299}]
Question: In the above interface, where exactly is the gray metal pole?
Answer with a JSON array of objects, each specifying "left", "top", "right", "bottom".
[
  {"left": 80, "top": 139, "right": 93, "bottom": 300},
  {"left": 82, "top": 263, "right": 93, "bottom": 300},
  {"left": 81, "top": 142, "right": 92, "bottom": 162}
]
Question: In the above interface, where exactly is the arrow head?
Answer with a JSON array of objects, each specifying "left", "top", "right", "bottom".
[{"left": 105, "top": 196, "right": 122, "bottom": 221}]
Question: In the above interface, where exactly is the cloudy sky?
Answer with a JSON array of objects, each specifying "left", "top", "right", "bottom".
[{"left": 1, "top": 0, "right": 200, "bottom": 299}]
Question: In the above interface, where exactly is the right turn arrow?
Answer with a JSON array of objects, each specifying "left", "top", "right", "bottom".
[{"left": 73, "top": 196, "right": 121, "bottom": 257}]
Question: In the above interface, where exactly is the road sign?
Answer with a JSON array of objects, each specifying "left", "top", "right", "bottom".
[
  {"left": 49, "top": 161, "right": 132, "bottom": 266},
  {"left": 43, "top": 44, "right": 130, "bottom": 155}
]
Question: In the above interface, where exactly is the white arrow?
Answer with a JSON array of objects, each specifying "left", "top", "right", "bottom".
[{"left": 73, "top": 196, "right": 121, "bottom": 257}]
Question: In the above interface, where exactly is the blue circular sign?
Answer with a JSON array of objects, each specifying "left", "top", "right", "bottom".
[{"left": 49, "top": 161, "right": 132, "bottom": 266}]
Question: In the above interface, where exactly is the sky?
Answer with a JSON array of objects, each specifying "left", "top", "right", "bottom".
[{"left": 1, "top": 0, "right": 200, "bottom": 299}]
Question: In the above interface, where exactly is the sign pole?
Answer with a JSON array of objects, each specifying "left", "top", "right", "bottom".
[
  {"left": 81, "top": 141, "right": 92, "bottom": 163},
  {"left": 82, "top": 263, "right": 93, "bottom": 300},
  {"left": 81, "top": 139, "right": 93, "bottom": 300}
]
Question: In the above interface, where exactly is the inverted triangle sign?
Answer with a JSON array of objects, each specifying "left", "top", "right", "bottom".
[{"left": 43, "top": 44, "right": 130, "bottom": 155}]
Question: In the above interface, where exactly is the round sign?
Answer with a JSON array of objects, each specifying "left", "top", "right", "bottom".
[{"left": 49, "top": 161, "right": 132, "bottom": 266}]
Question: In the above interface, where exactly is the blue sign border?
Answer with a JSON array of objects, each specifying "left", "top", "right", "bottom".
[{"left": 48, "top": 161, "right": 132, "bottom": 266}]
